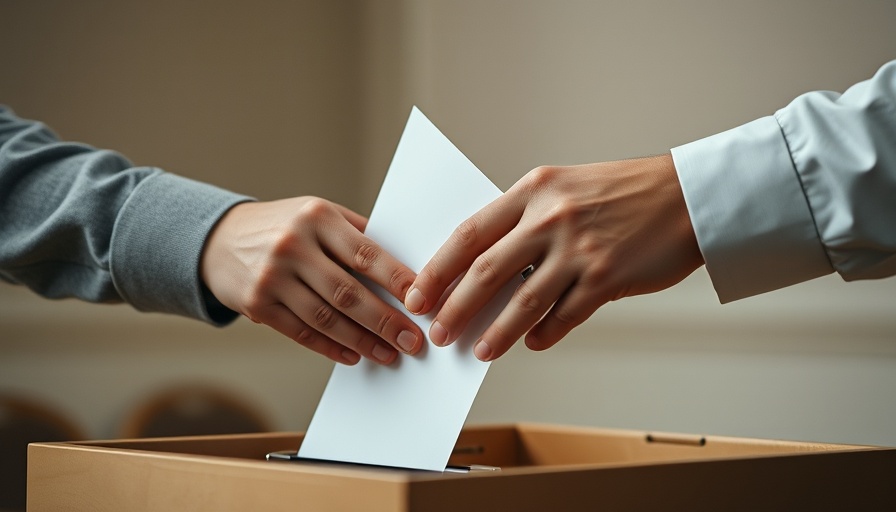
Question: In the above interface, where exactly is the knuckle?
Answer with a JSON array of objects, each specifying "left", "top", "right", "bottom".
[
  {"left": 292, "top": 326, "right": 315, "bottom": 346},
  {"left": 573, "top": 235, "right": 601, "bottom": 256},
  {"left": 272, "top": 233, "right": 301, "bottom": 259},
  {"left": 486, "top": 323, "right": 513, "bottom": 349},
  {"left": 526, "top": 165, "right": 560, "bottom": 188},
  {"left": 295, "top": 197, "right": 332, "bottom": 223},
  {"left": 513, "top": 283, "right": 542, "bottom": 313},
  {"left": 542, "top": 198, "right": 579, "bottom": 227},
  {"left": 418, "top": 264, "right": 448, "bottom": 290},
  {"left": 376, "top": 310, "right": 398, "bottom": 337},
  {"left": 353, "top": 242, "right": 380, "bottom": 272},
  {"left": 436, "top": 299, "right": 464, "bottom": 327},
  {"left": 418, "top": 265, "right": 440, "bottom": 285},
  {"left": 313, "top": 304, "right": 338, "bottom": 330},
  {"left": 241, "top": 285, "right": 270, "bottom": 317},
  {"left": 471, "top": 255, "right": 499, "bottom": 287},
  {"left": 389, "top": 267, "right": 415, "bottom": 296},
  {"left": 332, "top": 280, "right": 361, "bottom": 309},
  {"left": 581, "top": 262, "right": 611, "bottom": 286},
  {"left": 551, "top": 305, "right": 582, "bottom": 327},
  {"left": 454, "top": 218, "right": 480, "bottom": 249},
  {"left": 299, "top": 197, "right": 330, "bottom": 216}
]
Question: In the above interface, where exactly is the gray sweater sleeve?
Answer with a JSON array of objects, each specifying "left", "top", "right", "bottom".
[{"left": 0, "top": 106, "right": 253, "bottom": 324}]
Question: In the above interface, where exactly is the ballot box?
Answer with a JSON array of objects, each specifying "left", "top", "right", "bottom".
[{"left": 27, "top": 423, "right": 895, "bottom": 511}]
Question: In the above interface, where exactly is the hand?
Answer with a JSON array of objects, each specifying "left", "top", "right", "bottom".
[
  {"left": 200, "top": 197, "right": 423, "bottom": 365},
  {"left": 404, "top": 154, "right": 703, "bottom": 361}
]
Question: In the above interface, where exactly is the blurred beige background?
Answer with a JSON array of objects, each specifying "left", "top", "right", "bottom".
[{"left": 2, "top": 0, "right": 895, "bottom": 445}]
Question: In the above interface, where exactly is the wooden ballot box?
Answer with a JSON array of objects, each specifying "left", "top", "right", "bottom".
[{"left": 27, "top": 423, "right": 895, "bottom": 511}]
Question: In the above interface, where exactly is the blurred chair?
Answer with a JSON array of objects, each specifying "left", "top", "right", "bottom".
[
  {"left": 119, "top": 383, "right": 271, "bottom": 439},
  {"left": 0, "top": 394, "right": 85, "bottom": 511}
]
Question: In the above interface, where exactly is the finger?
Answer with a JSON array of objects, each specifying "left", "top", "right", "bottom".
[
  {"left": 471, "top": 257, "right": 578, "bottom": 361},
  {"left": 406, "top": 191, "right": 525, "bottom": 316},
  {"left": 525, "top": 277, "right": 611, "bottom": 352},
  {"left": 428, "top": 228, "right": 545, "bottom": 347},
  {"left": 254, "top": 303, "right": 362, "bottom": 365},
  {"left": 277, "top": 279, "right": 401, "bottom": 365},
  {"left": 303, "top": 264, "right": 423, "bottom": 355},
  {"left": 320, "top": 213, "right": 416, "bottom": 302},
  {"left": 311, "top": 220, "right": 424, "bottom": 355},
  {"left": 332, "top": 203, "right": 369, "bottom": 233}
]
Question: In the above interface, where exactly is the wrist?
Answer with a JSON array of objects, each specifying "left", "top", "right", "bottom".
[
  {"left": 199, "top": 201, "right": 254, "bottom": 309},
  {"left": 659, "top": 153, "right": 704, "bottom": 269}
]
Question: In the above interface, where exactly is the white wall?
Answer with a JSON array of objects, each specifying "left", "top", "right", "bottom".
[{"left": 2, "top": 1, "right": 895, "bottom": 446}]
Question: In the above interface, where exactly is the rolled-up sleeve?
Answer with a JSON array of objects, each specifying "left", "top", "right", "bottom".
[{"left": 671, "top": 60, "right": 896, "bottom": 303}]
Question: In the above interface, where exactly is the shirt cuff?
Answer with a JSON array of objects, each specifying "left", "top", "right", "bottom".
[
  {"left": 671, "top": 116, "right": 833, "bottom": 303},
  {"left": 109, "top": 171, "right": 253, "bottom": 325}
]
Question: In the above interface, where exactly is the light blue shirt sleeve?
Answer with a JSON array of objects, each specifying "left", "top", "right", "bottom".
[{"left": 671, "top": 60, "right": 896, "bottom": 303}]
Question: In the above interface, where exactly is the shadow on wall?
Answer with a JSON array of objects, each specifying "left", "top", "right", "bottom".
[
  {"left": 118, "top": 383, "right": 272, "bottom": 438},
  {"left": 0, "top": 395, "right": 84, "bottom": 511},
  {"left": 0, "top": 384, "right": 271, "bottom": 511}
]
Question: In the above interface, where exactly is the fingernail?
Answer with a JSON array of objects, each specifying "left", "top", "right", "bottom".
[
  {"left": 342, "top": 350, "right": 361, "bottom": 365},
  {"left": 405, "top": 288, "right": 425, "bottom": 314},
  {"left": 397, "top": 329, "right": 418, "bottom": 353},
  {"left": 429, "top": 321, "right": 448, "bottom": 346},
  {"left": 474, "top": 340, "right": 492, "bottom": 361},
  {"left": 372, "top": 344, "right": 394, "bottom": 363}
]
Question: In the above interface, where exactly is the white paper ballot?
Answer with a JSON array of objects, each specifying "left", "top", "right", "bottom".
[{"left": 298, "top": 107, "right": 520, "bottom": 471}]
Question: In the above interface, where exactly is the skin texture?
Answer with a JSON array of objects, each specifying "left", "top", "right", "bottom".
[
  {"left": 405, "top": 154, "right": 704, "bottom": 361},
  {"left": 200, "top": 196, "right": 423, "bottom": 365}
]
